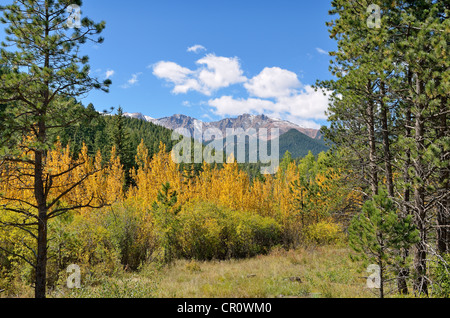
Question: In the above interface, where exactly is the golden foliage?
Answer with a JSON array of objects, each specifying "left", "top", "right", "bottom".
[
  {"left": 1, "top": 138, "right": 360, "bottom": 279},
  {"left": 0, "top": 138, "right": 126, "bottom": 262}
]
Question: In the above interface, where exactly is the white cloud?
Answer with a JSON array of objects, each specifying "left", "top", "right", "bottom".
[
  {"left": 316, "top": 47, "right": 328, "bottom": 55},
  {"left": 121, "top": 72, "right": 142, "bottom": 89},
  {"left": 187, "top": 44, "right": 207, "bottom": 53},
  {"left": 207, "top": 86, "right": 331, "bottom": 128},
  {"left": 105, "top": 69, "right": 115, "bottom": 79},
  {"left": 173, "top": 78, "right": 204, "bottom": 94},
  {"left": 275, "top": 85, "right": 330, "bottom": 120},
  {"left": 152, "top": 54, "right": 246, "bottom": 96},
  {"left": 152, "top": 61, "right": 193, "bottom": 85},
  {"left": 244, "top": 67, "right": 301, "bottom": 99},
  {"left": 196, "top": 54, "right": 247, "bottom": 92},
  {"left": 152, "top": 51, "right": 331, "bottom": 129},
  {"left": 128, "top": 73, "right": 141, "bottom": 85}
]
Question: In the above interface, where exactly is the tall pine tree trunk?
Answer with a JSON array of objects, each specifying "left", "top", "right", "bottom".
[
  {"left": 367, "top": 81, "right": 378, "bottom": 196},
  {"left": 378, "top": 235, "right": 385, "bottom": 299},
  {"left": 34, "top": 147, "right": 48, "bottom": 299},
  {"left": 380, "top": 81, "right": 409, "bottom": 294},
  {"left": 380, "top": 82, "right": 394, "bottom": 198},
  {"left": 0, "top": 0, "right": 110, "bottom": 299},
  {"left": 34, "top": 4, "right": 50, "bottom": 298},
  {"left": 437, "top": 106, "right": 449, "bottom": 255},
  {"left": 35, "top": 207, "right": 48, "bottom": 299},
  {"left": 413, "top": 76, "right": 428, "bottom": 296},
  {"left": 399, "top": 105, "right": 413, "bottom": 295}
]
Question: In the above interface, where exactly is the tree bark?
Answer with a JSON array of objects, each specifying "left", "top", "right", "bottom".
[
  {"left": 380, "top": 82, "right": 394, "bottom": 198},
  {"left": 437, "top": 104, "right": 449, "bottom": 255},
  {"left": 380, "top": 81, "right": 410, "bottom": 294},
  {"left": 413, "top": 76, "right": 428, "bottom": 296},
  {"left": 34, "top": 2, "right": 50, "bottom": 298},
  {"left": 378, "top": 236, "right": 385, "bottom": 299},
  {"left": 35, "top": 206, "right": 48, "bottom": 299},
  {"left": 398, "top": 106, "right": 412, "bottom": 295},
  {"left": 34, "top": 147, "right": 48, "bottom": 299},
  {"left": 367, "top": 81, "right": 378, "bottom": 196}
]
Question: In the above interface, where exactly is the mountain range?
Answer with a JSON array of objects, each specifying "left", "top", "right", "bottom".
[
  {"left": 124, "top": 112, "right": 322, "bottom": 140},
  {"left": 123, "top": 112, "right": 329, "bottom": 159}
]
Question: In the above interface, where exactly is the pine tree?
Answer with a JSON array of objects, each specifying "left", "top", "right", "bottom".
[
  {"left": 279, "top": 151, "right": 293, "bottom": 174},
  {"left": 0, "top": 0, "right": 110, "bottom": 298},
  {"left": 320, "top": 0, "right": 449, "bottom": 296},
  {"left": 108, "top": 106, "right": 134, "bottom": 186},
  {"left": 348, "top": 188, "right": 419, "bottom": 298}
]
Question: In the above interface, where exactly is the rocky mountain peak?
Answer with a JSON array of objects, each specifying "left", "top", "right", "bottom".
[{"left": 123, "top": 112, "right": 321, "bottom": 140}]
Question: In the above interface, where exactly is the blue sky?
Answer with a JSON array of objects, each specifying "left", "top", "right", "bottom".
[{"left": 3, "top": 0, "right": 337, "bottom": 129}]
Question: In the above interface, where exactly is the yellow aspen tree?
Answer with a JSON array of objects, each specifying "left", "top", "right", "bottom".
[
  {"left": 128, "top": 140, "right": 150, "bottom": 204},
  {"left": 106, "top": 146, "right": 125, "bottom": 203},
  {"left": 0, "top": 137, "right": 35, "bottom": 211},
  {"left": 249, "top": 175, "right": 276, "bottom": 217},
  {"left": 215, "top": 160, "right": 250, "bottom": 211},
  {"left": 130, "top": 142, "right": 185, "bottom": 210},
  {"left": 277, "top": 162, "right": 300, "bottom": 217},
  {"left": 66, "top": 143, "right": 94, "bottom": 208},
  {"left": 0, "top": 138, "right": 110, "bottom": 282}
]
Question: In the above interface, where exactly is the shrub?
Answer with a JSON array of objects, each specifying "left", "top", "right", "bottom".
[
  {"left": 178, "top": 201, "right": 282, "bottom": 260},
  {"left": 150, "top": 204, "right": 181, "bottom": 265},
  {"left": 221, "top": 208, "right": 282, "bottom": 258},
  {"left": 105, "top": 203, "right": 154, "bottom": 270},
  {"left": 177, "top": 202, "right": 224, "bottom": 260},
  {"left": 305, "top": 220, "right": 344, "bottom": 245},
  {"left": 49, "top": 203, "right": 153, "bottom": 273}
]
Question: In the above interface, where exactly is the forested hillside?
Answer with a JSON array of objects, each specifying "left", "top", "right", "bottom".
[
  {"left": 57, "top": 106, "right": 328, "bottom": 182},
  {"left": 279, "top": 129, "right": 329, "bottom": 158},
  {"left": 58, "top": 105, "right": 177, "bottom": 164}
]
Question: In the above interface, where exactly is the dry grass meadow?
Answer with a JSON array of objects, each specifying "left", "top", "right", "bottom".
[{"left": 47, "top": 246, "right": 376, "bottom": 299}]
